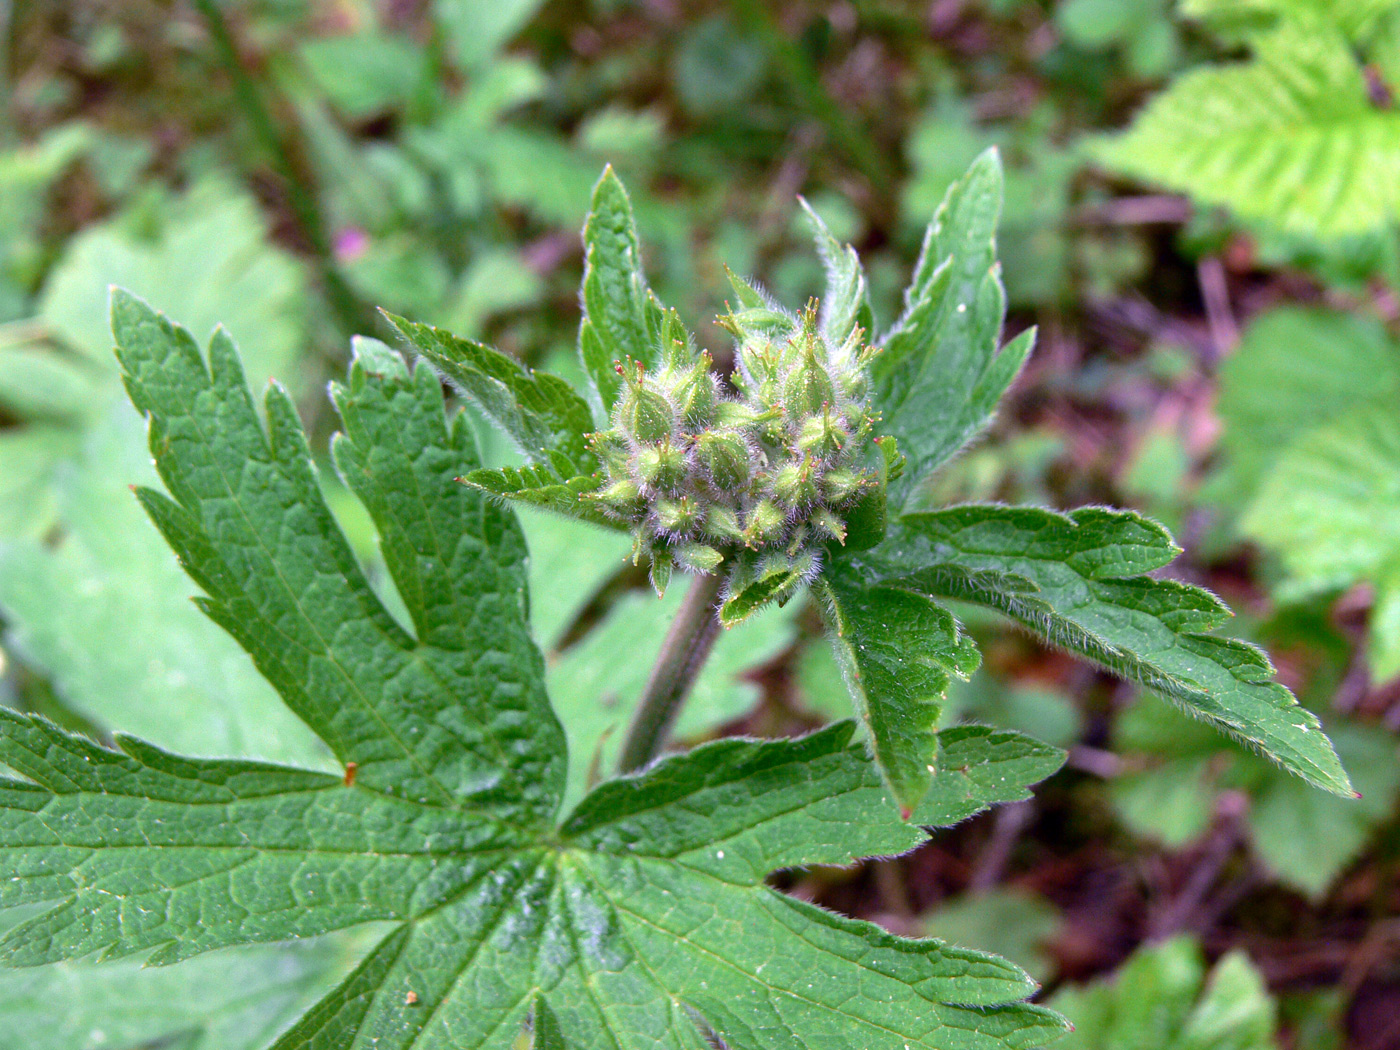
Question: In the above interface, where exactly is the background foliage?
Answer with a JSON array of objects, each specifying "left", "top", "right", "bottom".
[{"left": 1, "top": 0, "right": 1398, "bottom": 1046}]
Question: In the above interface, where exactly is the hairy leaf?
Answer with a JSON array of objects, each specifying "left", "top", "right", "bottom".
[
  {"left": 578, "top": 166, "right": 667, "bottom": 416},
  {"left": 114, "top": 290, "right": 565, "bottom": 817},
  {"left": 865, "top": 505, "right": 1353, "bottom": 796},
  {"left": 801, "top": 197, "right": 875, "bottom": 348},
  {"left": 871, "top": 149, "right": 1034, "bottom": 502},
  {"left": 814, "top": 568, "right": 981, "bottom": 816},
  {"left": 384, "top": 311, "right": 597, "bottom": 472}
]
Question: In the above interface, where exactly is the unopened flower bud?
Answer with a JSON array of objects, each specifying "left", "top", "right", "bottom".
[
  {"left": 743, "top": 499, "right": 785, "bottom": 546},
  {"left": 675, "top": 543, "right": 724, "bottom": 574},
  {"left": 656, "top": 496, "right": 700, "bottom": 535},
  {"left": 812, "top": 507, "right": 847, "bottom": 545},
  {"left": 821, "top": 468, "right": 864, "bottom": 504},
  {"left": 589, "top": 428, "right": 631, "bottom": 474},
  {"left": 695, "top": 430, "right": 750, "bottom": 489},
  {"left": 671, "top": 358, "right": 718, "bottom": 428},
  {"left": 704, "top": 505, "right": 745, "bottom": 544},
  {"left": 635, "top": 442, "right": 687, "bottom": 492},
  {"left": 619, "top": 379, "right": 674, "bottom": 445},
  {"left": 797, "top": 408, "right": 848, "bottom": 457},
  {"left": 771, "top": 457, "right": 818, "bottom": 508}
]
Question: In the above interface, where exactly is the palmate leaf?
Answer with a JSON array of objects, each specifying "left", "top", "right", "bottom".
[
  {"left": 0, "top": 292, "right": 1069, "bottom": 1049},
  {"left": 857, "top": 505, "right": 1353, "bottom": 797},
  {"left": 869, "top": 149, "right": 1035, "bottom": 506},
  {"left": 1095, "top": 11, "right": 1400, "bottom": 237}
]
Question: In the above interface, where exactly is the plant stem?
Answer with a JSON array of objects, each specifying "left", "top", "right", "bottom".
[{"left": 617, "top": 573, "right": 725, "bottom": 774}]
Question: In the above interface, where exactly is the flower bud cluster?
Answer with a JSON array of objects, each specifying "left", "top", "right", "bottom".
[{"left": 586, "top": 303, "right": 881, "bottom": 598}]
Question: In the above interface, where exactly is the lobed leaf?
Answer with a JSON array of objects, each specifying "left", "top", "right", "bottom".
[
  {"left": 865, "top": 504, "right": 1353, "bottom": 797},
  {"left": 114, "top": 291, "right": 565, "bottom": 819}
]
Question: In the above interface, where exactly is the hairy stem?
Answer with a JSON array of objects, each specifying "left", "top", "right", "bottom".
[{"left": 617, "top": 573, "right": 725, "bottom": 774}]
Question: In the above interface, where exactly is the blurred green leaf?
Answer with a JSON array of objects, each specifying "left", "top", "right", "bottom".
[
  {"left": 0, "top": 404, "right": 330, "bottom": 767},
  {"left": 1051, "top": 937, "right": 1277, "bottom": 1050},
  {"left": 924, "top": 889, "right": 1060, "bottom": 984}
]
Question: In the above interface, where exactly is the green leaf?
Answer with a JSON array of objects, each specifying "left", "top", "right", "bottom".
[
  {"left": 1050, "top": 937, "right": 1277, "bottom": 1050},
  {"left": 923, "top": 889, "right": 1060, "bottom": 984},
  {"left": 0, "top": 709, "right": 1065, "bottom": 1049},
  {"left": 384, "top": 311, "right": 597, "bottom": 473},
  {"left": 870, "top": 504, "right": 1354, "bottom": 797},
  {"left": 113, "top": 290, "right": 565, "bottom": 817},
  {"left": 0, "top": 403, "right": 326, "bottom": 767},
  {"left": 1094, "top": 12, "right": 1400, "bottom": 237},
  {"left": 0, "top": 935, "right": 374, "bottom": 1050},
  {"left": 800, "top": 197, "right": 875, "bottom": 348},
  {"left": 2, "top": 292, "right": 1068, "bottom": 1048},
  {"left": 814, "top": 567, "right": 982, "bottom": 816},
  {"left": 1241, "top": 404, "right": 1400, "bottom": 681},
  {"left": 909, "top": 724, "right": 1066, "bottom": 827},
  {"left": 578, "top": 166, "right": 667, "bottom": 416},
  {"left": 40, "top": 183, "right": 307, "bottom": 382},
  {"left": 1211, "top": 307, "right": 1400, "bottom": 512},
  {"left": 459, "top": 463, "right": 617, "bottom": 529},
  {"left": 871, "top": 150, "right": 1034, "bottom": 502}
]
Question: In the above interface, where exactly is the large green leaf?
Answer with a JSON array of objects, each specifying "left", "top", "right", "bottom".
[
  {"left": 1095, "top": 11, "right": 1400, "bottom": 237},
  {"left": 114, "top": 291, "right": 564, "bottom": 817},
  {"left": 0, "top": 293, "right": 1069, "bottom": 1049},
  {"left": 870, "top": 149, "right": 1034, "bottom": 502},
  {"left": 1241, "top": 404, "right": 1400, "bottom": 681},
  {"left": 863, "top": 505, "right": 1353, "bottom": 797}
]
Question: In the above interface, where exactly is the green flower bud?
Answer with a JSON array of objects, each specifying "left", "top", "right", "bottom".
[
  {"left": 635, "top": 442, "right": 687, "bottom": 492},
  {"left": 743, "top": 499, "right": 786, "bottom": 546},
  {"left": 771, "top": 457, "right": 818, "bottom": 508},
  {"left": 590, "top": 478, "right": 644, "bottom": 517},
  {"left": 656, "top": 496, "right": 700, "bottom": 535},
  {"left": 618, "top": 375, "right": 674, "bottom": 445},
  {"left": 675, "top": 543, "right": 724, "bottom": 574},
  {"left": 694, "top": 430, "right": 750, "bottom": 489},
  {"left": 589, "top": 428, "right": 631, "bottom": 474},
  {"left": 670, "top": 357, "right": 718, "bottom": 428},
  {"left": 703, "top": 505, "right": 745, "bottom": 545},
  {"left": 783, "top": 342, "right": 836, "bottom": 422},
  {"left": 821, "top": 468, "right": 864, "bottom": 504},
  {"left": 812, "top": 507, "right": 847, "bottom": 545},
  {"left": 796, "top": 407, "right": 849, "bottom": 457}
]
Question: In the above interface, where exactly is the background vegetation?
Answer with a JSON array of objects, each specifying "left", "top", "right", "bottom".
[{"left": 1, "top": 0, "right": 1398, "bottom": 1046}]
